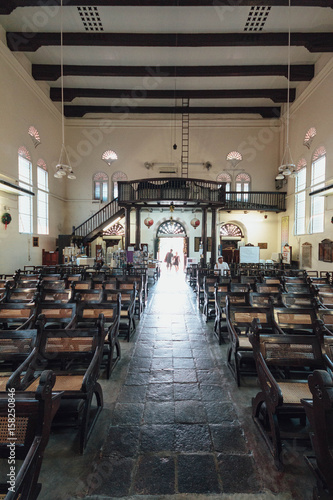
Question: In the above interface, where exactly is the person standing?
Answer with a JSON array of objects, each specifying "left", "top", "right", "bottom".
[
  {"left": 214, "top": 255, "right": 230, "bottom": 276},
  {"left": 173, "top": 251, "right": 180, "bottom": 272},
  {"left": 165, "top": 249, "right": 173, "bottom": 270}
]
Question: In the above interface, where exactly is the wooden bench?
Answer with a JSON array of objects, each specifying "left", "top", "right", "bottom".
[
  {"left": 72, "top": 288, "right": 104, "bottom": 304},
  {"left": 74, "top": 299, "right": 121, "bottom": 378},
  {"left": 0, "top": 303, "right": 37, "bottom": 330},
  {"left": 250, "top": 331, "right": 325, "bottom": 469},
  {"left": 2, "top": 285, "right": 37, "bottom": 304},
  {"left": 34, "top": 301, "right": 77, "bottom": 329},
  {"left": 0, "top": 370, "right": 61, "bottom": 499},
  {"left": 272, "top": 306, "right": 319, "bottom": 335},
  {"left": 249, "top": 291, "right": 281, "bottom": 307},
  {"left": 279, "top": 292, "right": 318, "bottom": 309},
  {"left": 302, "top": 370, "right": 333, "bottom": 500},
  {"left": 8, "top": 318, "right": 105, "bottom": 454},
  {"left": 225, "top": 296, "right": 274, "bottom": 386},
  {"left": 103, "top": 288, "right": 136, "bottom": 342},
  {"left": 214, "top": 289, "right": 250, "bottom": 344},
  {"left": 203, "top": 281, "right": 229, "bottom": 322},
  {"left": 0, "top": 328, "right": 42, "bottom": 391}
]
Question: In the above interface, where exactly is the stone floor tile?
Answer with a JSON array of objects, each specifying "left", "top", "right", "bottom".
[
  {"left": 175, "top": 400, "right": 206, "bottom": 423},
  {"left": 143, "top": 401, "right": 175, "bottom": 424},
  {"left": 173, "top": 368, "right": 197, "bottom": 383},
  {"left": 217, "top": 453, "right": 260, "bottom": 493},
  {"left": 210, "top": 424, "right": 248, "bottom": 453},
  {"left": 200, "top": 384, "right": 228, "bottom": 401},
  {"left": 173, "top": 382, "right": 201, "bottom": 401},
  {"left": 149, "top": 369, "right": 174, "bottom": 384},
  {"left": 101, "top": 425, "right": 141, "bottom": 457},
  {"left": 204, "top": 401, "right": 239, "bottom": 424},
  {"left": 133, "top": 455, "right": 175, "bottom": 495},
  {"left": 175, "top": 424, "right": 213, "bottom": 452},
  {"left": 140, "top": 424, "right": 175, "bottom": 452},
  {"left": 194, "top": 357, "right": 215, "bottom": 370},
  {"left": 151, "top": 357, "right": 173, "bottom": 370},
  {"left": 197, "top": 369, "right": 223, "bottom": 385},
  {"left": 177, "top": 454, "right": 220, "bottom": 493},
  {"left": 91, "top": 456, "right": 135, "bottom": 498},
  {"left": 146, "top": 382, "right": 174, "bottom": 401},
  {"left": 173, "top": 357, "right": 195, "bottom": 368}
]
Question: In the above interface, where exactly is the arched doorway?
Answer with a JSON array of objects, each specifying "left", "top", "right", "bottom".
[
  {"left": 220, "top": 222, "right": 244, "bottom": 264},
  {"left": 156, "top": 220, "right": 187, "bottom": 272}
]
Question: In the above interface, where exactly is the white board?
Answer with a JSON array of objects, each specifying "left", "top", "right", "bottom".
[{"left": 239, "top": 246, "right": 260, "bottom": 264}]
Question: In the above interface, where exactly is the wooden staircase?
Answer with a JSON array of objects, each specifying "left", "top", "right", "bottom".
[{"left": 72, "top": 198, "right": 124, "bottom": 243}]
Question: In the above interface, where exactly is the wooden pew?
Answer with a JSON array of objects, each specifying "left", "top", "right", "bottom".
[
  {"left": 0, "top": 370, "right": 61, "bottom": 499},
  {"left": 250, "top": 330, "right": 325, "bottom": 469},
  {"left": 225, "top": 296, "right": 274, "bottom": 386},
  {"left": 74, "top": 299, "right": 121, "bottom": 378},
  {"left": 0, "top": 303, "right": 37, "bottom": 330},
  {"left": 302, "top": 370, "right": 333, "bottom": 500},
  {"left": 103, "top": 288, "right": 136, "bottom": 342},
  {"left": 8, "top": 317, "right": 105, "bottom": 454}
]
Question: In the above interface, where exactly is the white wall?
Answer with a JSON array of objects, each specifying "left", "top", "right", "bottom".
[{"left": 0, "top": 41, "right": 66, "bottom": 274}]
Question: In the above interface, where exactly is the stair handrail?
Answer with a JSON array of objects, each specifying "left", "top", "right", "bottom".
[{"left": 73, "top": 198, "right": 120, "bottom": 238}]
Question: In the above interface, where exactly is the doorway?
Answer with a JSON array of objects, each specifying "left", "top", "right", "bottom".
[{"left": 159, "top": 237, "right": 185, "bottom": 273}]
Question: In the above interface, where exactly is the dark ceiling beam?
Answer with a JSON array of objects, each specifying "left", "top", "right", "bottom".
[
  {"left": 7, "top": 32, "right": 333, "bottom": 53},
  {"left": 51, "top": 87, "right": 296, "bottom": 104},
  {"left": 64, "top": 105, "right": 280, "bottom": 118},
  {"left": 1, "top": 0, "right": 333, "bottom": 14},
  {"left": 33, "top": 64, "right": 314, "bottom": 82}
]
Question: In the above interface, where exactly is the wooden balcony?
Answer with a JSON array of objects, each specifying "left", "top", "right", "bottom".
[{"left": 118, "top": 178, "right": 286, "bottom": 212}]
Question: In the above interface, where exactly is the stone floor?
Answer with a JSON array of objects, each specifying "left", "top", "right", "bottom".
[{"left": 38, "top": 270, "right": 315, "bottom": 500}]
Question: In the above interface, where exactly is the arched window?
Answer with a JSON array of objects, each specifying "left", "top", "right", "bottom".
[
  {"left": 226, "top": 151, "right": 242, "bottom": 168},
  {"left": 220, "top": 223, "right": 243, "bottom": 238},
  {"left": 295, "top": 159, "right": 307, "bottom": 235},
  {"left": 93, "top": 172, "right": 108, "bottom": 202},
  {"left": 37, "top": 159, "right": 49, "bottom": 235},
  {"left": 157, "top": 221, "right": 186, "bottom": 236},
  {"left": 310, "top": 146, "right": 326, "bottom": 233},
  {"left": 103, "top": 223, "right": 124, "bottom": 236},
  {"left": 216, "top": 172, "right": 231, "bottom": 200},
  {"left": 235, "top": 172, "right": 250, "bottom": 202},
  {"left": 28, "top": 126, "right": 41, "bottom": 148},
  {"left": 112, "top": 171, "right": 127, "bottom": 199},
  {"left": 303, "top": 127, "right": 316, "bottom": 149},
  {"left": 18, "top": 146, "right": 33, "bottom": 233},
  {"left": 101, "top": 149, "right": 118, "bottom": 166}
]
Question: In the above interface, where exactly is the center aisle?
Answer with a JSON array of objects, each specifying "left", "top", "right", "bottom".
[
  {"left": 39, "top": 270, "right": 313, "bottom": 499},
  {"left": 85, "top": 271, "right": 264, "bottom": 497}
]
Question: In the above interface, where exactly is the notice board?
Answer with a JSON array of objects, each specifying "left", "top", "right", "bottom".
[{"left": 239, "top": 246, "right": 260, "bottom": 264}]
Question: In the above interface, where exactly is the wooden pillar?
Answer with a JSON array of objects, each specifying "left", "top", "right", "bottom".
[
  {"left": 202, "top": 208, "right": 207, "bottom": 265},
  {"left": 135, "top": 207, "right": 140, "bottom": 249},
  {"left": 125, "top": 207, "right": 131, "bottom": 249},
  {"left": 211, "top": 208, "right": 217, "bottom": 266}
]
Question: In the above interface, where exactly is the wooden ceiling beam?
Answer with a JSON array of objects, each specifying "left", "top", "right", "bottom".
[
  {"left": 7, "top": 32, "right": 333, "bottom": 52},
  {"left": 33, "top": 64, "right": 314, "bottom": 82},
  {"left": 1, "top": 0, "right": 333, "bottom": 14},
  {"left": 51, "top": 87, "right": 296, "bottom": 103},
  {"left": 64, "top": 105, "right": 280, "bottom": 118}
]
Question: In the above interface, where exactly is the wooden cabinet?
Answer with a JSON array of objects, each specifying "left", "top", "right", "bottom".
[
  {"left": 42, "top": 249, "right": 59, "bottom": 266},
  {"left": 319, "top": 239, "right": 333, "bottom": 263}
]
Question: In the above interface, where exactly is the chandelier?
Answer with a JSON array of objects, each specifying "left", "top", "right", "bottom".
[
  {"left": 54, "top": 0, "right": 76, "bottom": 180},
  {"left": 276, "top": 0, "right": 295, "bottom": 182}
]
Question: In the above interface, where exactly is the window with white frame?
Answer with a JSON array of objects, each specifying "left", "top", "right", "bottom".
[
  {"left": 37, "top": 161, "right": 49, "bottom": 234},
  {"left": 294, "top": 162, "right": 306, "bottom": 235},
  {"left": 235, "top": 172, "right": 250, "bottom": 202},
  {"left": 112, "top": 171, "right": 127, "bottom": 199},
  {"left": 216, "top": 172, "right": 231, "bottom": 200},
  {"left": 18, "top": 147, "right": 33, "bottom": 233},
  {"left": 93, "top": 172, "right": 108, "bottom": 202},
  {"left": 310, "top": 147, "right": 326, "bottom": 234}
]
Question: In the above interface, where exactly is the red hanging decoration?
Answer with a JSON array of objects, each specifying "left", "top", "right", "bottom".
[
  {"left": 144, "top": 217, "right": 154, "bottom": 229},
  {"left": 190, "top": 217, "right": 200, "bottom": 229}
]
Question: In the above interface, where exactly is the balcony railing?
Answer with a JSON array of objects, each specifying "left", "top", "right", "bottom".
[{"left": 118, "top": 178, "right": 286, "bottom": 212}]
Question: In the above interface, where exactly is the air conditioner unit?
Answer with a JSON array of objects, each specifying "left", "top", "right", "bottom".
[{"left": 159, "top": 166, "right": 178, "bottom": 175}]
